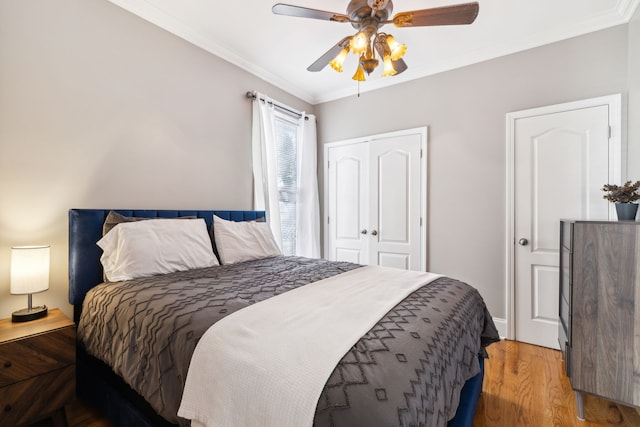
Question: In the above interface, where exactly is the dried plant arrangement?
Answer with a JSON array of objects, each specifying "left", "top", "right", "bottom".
[{"left": 601, "top": 180, "right": 640, "bottom": 203}]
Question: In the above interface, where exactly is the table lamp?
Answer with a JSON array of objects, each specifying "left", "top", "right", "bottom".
[{"left": 10, "top": 245, "right": 49, "bottom": 322}]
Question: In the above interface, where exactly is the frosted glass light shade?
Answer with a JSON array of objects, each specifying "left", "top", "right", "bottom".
[
  {"left": 349, "top": 31, "right": 368, "bottom": 55},
  {"left": 329, "top": 47, "right": 349, "bottom": 72},
  {"left": 385, "top": 35, "right": 406, "bottom": 61},
  {"left": 382, "top": 54, "right": 397, "bottom": 77},
  {"left": 10, "top": 246, "right": 50, "bottom": 295}
]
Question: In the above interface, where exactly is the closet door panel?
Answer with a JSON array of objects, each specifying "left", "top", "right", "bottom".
[
  {"left": 327, "top": 143, "right": 369, "bottom": 264},
  {"left": 370, "top": 134, "right": 422, "bottom": 271}
]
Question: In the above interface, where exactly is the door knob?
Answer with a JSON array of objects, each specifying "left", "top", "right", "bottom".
[
  {"left": 518, "top": 238, "right": 529, "bottom": 246},
  {"left": 361, "top": 229, "right": 368, "bottom": 235},
  {"left": 371, "top": 230, "right": 378, "bottom": 236}
]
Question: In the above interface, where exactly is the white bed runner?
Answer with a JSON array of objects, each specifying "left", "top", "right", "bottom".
[{"left": 178, "top": 265, "right": 441, "bottom": 427}]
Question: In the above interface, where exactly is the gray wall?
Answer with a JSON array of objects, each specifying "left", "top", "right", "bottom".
[
  {"left": 315, "top": 26, "right": 630, "bottom": 320},
  {"left": 629, "top": 7, "right": 640, "bottom": 178},
  {"left": 0, "top": 0, "right": 313, "bottom": 319}
]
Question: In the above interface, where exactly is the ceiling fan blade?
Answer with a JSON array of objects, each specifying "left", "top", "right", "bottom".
[
  {"left": 272, "top": 4, "right": 350, "bottom": 23},
  {"left": 392, "top": 2, "right": 479, "bottom": 27},
  {"left": 307, "top": 37, "right": 351, "bottom": 72},
  {"left": 392, "top": 58, "right": 407, "bottom": 74}
]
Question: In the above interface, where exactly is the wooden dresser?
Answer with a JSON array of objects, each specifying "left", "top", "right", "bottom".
[
  {"left": 559, "top": 220, "right": 640, "bottom": 420},
  {"left": 0, "top": 308, "right": 75, "bottom": 427}
]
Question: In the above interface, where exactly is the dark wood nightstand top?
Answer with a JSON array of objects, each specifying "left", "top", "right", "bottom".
[{"left": 0, "top": 309, "right": 74, "bottom": 343}]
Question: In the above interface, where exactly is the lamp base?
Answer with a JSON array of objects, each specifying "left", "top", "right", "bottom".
[{"left": 12, "top": 305, "right": 48, "bottom": 322}]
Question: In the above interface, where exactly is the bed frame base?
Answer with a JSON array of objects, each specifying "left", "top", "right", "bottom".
[
  {"left": 77, "top": 343, "right": 484, "bottom": 427},
  {"left": 77, "top": 344, "right": 175, "bottom": 427}
]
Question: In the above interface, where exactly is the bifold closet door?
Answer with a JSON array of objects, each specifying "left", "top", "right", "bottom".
[{"left": 326, "top": 131, "right": 423, "bottom": 271}]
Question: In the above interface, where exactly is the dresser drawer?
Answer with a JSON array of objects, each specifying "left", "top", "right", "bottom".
[
  {"left": 0, "top": 326, "right": 75, "bottom": 387},
  {"left": 0, "top": 364, "right": 75, "bottom": 427}
]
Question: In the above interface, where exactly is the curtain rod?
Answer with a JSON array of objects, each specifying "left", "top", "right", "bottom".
[{"left": 246, "top": 91, "right": 308, "bottom": 120}]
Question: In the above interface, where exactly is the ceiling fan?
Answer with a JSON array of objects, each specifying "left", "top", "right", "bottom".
[{"left": 272, "top": 0, "right": 479, "bottom": 81}]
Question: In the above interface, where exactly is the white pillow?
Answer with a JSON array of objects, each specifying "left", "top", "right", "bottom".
[
  {"left": 97, "top": 218, "right": 219, "bottom": 282},
  {"left": 213, "top": 215, "right": 282, "bottom": 264}
]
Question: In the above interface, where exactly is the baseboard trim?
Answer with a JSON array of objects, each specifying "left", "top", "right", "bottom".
[{"left": 492, "top": 317, "right": 507, "bottom": 339}]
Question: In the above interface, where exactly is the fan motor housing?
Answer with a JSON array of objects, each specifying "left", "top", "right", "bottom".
[{"left": 347, "top": 0, "right": 393, "bottom": 30}]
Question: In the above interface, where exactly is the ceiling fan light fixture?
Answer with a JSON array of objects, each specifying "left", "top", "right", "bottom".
[
  {"left": 385, "top": 34, "right": 407, "bottom": 61},
  {"left": 350, "top": 31, "right": 369, "bottom": 55},
  {"left": 361, "top": 58, "right": 379, "bottom": 75},
  {"left": 352, "top": 62, "right": 366, "bottom": 81},
  {"left": 329, "top": 46, "right": 350, "bottom": 72},
  {"left": 273, "top": 0, "right": 480, "bottom": 83},
  {"left": 359, "top": 42, "right": 379, "bottom": 75}
]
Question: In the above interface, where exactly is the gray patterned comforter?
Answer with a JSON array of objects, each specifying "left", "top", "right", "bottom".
[{"left": 77, "top": 256, "right": 499, "bottom": 427}]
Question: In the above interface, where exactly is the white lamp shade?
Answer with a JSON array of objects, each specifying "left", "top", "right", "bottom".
[{"left": 10, "top": 246, "right": 50, "bottom": 295}]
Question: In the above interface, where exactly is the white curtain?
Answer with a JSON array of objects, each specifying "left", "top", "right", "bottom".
[
  {"left": 251, "top": 93, "right": 283, "bottom": 248},
  {"left": 296, "top": 114, "right": 321, "bottom": 258},
  {"left": 251, "top": 92, "right": 320, "bottom": 258}
]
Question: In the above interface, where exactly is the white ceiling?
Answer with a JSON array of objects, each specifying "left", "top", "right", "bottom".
[{"left": 108, "top": 0, "right": 639, "bottom": 105}]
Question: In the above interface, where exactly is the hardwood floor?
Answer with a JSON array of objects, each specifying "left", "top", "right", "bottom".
[
  {"left": 30, "top": 340, "right": 640, "bottom": 427},
  {"left": 474, "top": 340, "right": 640, "bottom": 427},
  {"left": 29, "top": 399, "right": 112, "bottom": 427}
]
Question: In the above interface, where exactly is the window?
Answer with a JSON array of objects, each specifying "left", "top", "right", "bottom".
[
  {"left": 273, "top": 112, "right": 299, "bottom": 256},
  {"left": 251, "top": 91, "right": 320, "bottom": 259}
]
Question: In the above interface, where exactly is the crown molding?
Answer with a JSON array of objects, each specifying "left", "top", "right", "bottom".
[{"left": 617, "top": 0, "right": 640, "bottom": 20}]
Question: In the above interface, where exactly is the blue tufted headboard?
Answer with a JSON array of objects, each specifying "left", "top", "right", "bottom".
[{"left": 68, "top": 209, "right": 265, "bottom": 320}]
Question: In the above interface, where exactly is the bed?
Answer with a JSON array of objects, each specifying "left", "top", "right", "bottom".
[{"left": 68, "top": 208, "right": 499, "bottom": 427}]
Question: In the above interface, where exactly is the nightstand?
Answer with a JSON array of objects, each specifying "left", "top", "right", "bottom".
[{"left": 0, "top": 309, "right": 75, "bottom": 427}]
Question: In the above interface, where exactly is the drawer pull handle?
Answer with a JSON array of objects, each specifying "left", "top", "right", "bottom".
[
  {"left": 4, "top": 404, "right": 11, "bottom": 412},
  {"left": 3, "top": 361, "right": 10, "bottom": 368}
]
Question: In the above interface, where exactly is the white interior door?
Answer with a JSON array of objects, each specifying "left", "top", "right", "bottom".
[
  {"left": 327, "top": 142, "right": 369, "bottom": 264},
  {"left": 510, "top": 95, "right": 620, "bottom": 349},
  {"left": 370, "top": 135, "right": 422, "bottom": 270},
  {"left": 325, "top": 127, "right": 427, "bottom": 271}
]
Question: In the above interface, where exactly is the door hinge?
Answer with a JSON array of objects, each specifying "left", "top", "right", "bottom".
[
  {"left": 420, "top": 217, "right": 423, "bottom": 226},
  {"left": 327, "top": 160, "right": 330, "bottom": 169},
  {"left": 420, "top": 149, "right": 423, "bottom": 159},
  {"left": 608, "top": 125, "right": 612, "bottom": 139},
  {"left": 327, "top": 216, "right": 330, "bottom": 224}
]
